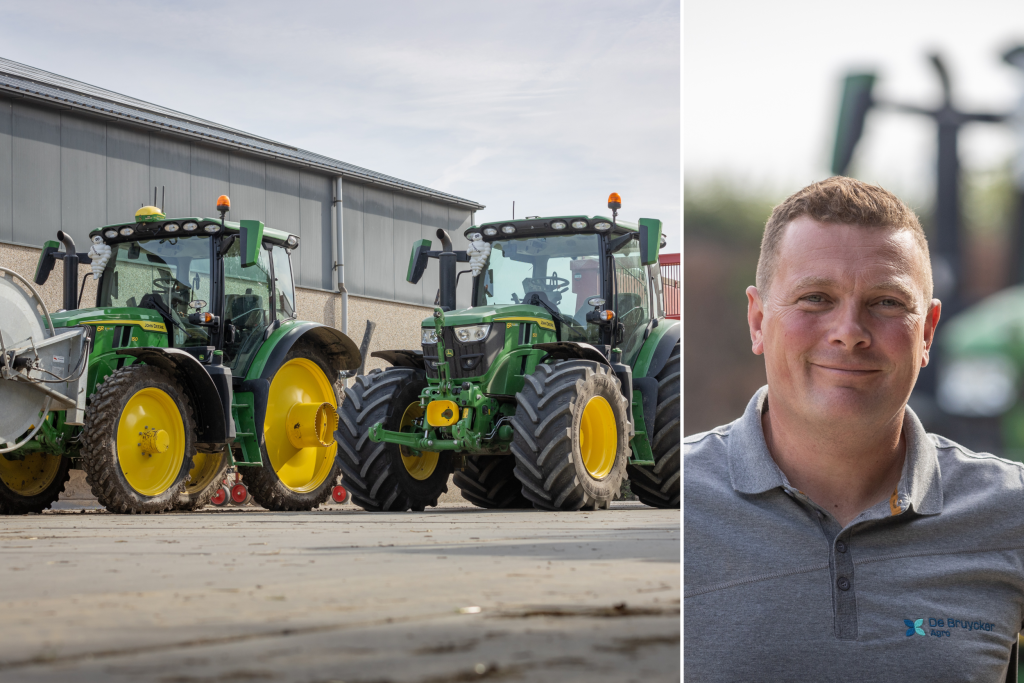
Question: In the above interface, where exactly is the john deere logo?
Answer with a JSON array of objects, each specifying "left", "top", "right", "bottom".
[
  {"left": 446, "top": 349, "right": 453, "bottom": 357},
  {"left": 905, "top": 619, "right": 925, "bottom": 637}
]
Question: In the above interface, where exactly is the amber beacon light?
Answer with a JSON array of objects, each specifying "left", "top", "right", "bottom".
[
  {"left": 216, "top": 195, "right": 231, "bottom": 213},
  {"left": 607, "top": 193, "right": 622, "bottom": 210}
]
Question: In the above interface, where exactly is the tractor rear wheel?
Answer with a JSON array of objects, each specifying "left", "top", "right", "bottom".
[
  {"left": 0, "top": 450, "right": 72, "bottom": 515},
  {"left": 453, "top": 455, "right": 531, "bottom": 509},
  {"left": 512, "top": 361, "right": 630, "bottom": 511},
  {"left": 627, "top": 340, "right": 680, "bottom": 508},
  {"left": 81, "top": 365, "right": 196, "bottom": 514},
  {"left": 337, "top": 368, "right": 452, "bottom": 511},
  {"left": 173, "top": 451, "right": 230, "bottom": 511},
  {"left": 241, "top": 341, "right": 343, "bottom": 511}
]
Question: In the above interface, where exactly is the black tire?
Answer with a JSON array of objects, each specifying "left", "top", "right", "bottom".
[
  {"left": 453, "top": 455, "right": 531, "bottom": 509},
  {"left": 627, "top": 340, "right": 680, "bottom": 508},
  {"left": 512, "top": 361, "right": 630, "bottom": 511},
  {"left": 337, "top": 368, "right": 453, "bottom": 512},
  {"left": 81, "top": 365, "right": 197, "bottom": 514},
  {"left": 241, "top": 341, "right": 343, "bottom": 511},
  {"left": 173, "top": 451, "right": 230, "bottom": 511},
  {"left": 0, "top": 451, "right": 72, "bottom": 515}
]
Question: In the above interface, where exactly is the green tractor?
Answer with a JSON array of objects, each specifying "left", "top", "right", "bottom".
[
  {"left": 337, "top": 193, "right": 680, "bottom": 511},
  {"left": 0, "top": 195, "right": 360, "bottom": 514}
]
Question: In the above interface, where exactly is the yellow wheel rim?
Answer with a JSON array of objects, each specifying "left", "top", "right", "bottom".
[
  {"left": 399, "top": 402, "right": 439, "bottom": 481},
  {"left": 0, "top": 451, "right": 62, "bottom": 497},
  {"left": 264, "top": 358, "right": 337, "bottom": 493},
  {"left": 185, "top": 451, "right": 224, "bottom": 496},
  {"left": 579, "top": 396, "right": 616, "bottom": 479},
  {"left": 117, "top": 387, "right": 186, "bottom": 496}
]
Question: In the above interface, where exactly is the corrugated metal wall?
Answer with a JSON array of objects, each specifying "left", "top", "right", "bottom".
[
  {"left": 343, "top": 181, "right": 473, "bottom": 308},
  {"left": 0, "top": 98, "right": 337, "bottom": 291},
  {"left": 0, "top": 97, "right": 474, "bottom": 305}
]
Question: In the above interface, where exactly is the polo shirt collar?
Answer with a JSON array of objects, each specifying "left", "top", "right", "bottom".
[{"left": 727, "top": 386, "right": 943, "bottom": 516}]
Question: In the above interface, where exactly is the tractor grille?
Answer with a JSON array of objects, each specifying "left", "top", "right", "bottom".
[{"left": 423, "top": 325, "right": 504, "bottom": 380}]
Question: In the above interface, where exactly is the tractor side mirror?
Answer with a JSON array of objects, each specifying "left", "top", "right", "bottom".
[
  {"left": 239, "top": 220, "right": 265, "bottom": 268},
  {"left": 34, "top": 240, "right": 61, "bottom": 285},
  {"left": 638, "top": 218, "right": 662, "bottom": 266},
  {"left": 407, "top": 238, "right": 432, "bottom": 284}
]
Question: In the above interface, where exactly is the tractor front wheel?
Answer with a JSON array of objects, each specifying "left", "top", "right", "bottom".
[
  {"left": 173, "top": 451, "right": 230, "bottom": 511},
  {"left": 337, "top": 368, "right": 452, "bottom": 511},
  {"left": 81, "top": 365, "right": 196, "bottom": 514},
  {"left": 512, "top": 361, "right": 630, "bottom": 511},
  {"left": 241, "top": 341, "right": 342, "bottom": 511},
  {"left": 0, "top": 451, "right": 72, "bottom": 515}
]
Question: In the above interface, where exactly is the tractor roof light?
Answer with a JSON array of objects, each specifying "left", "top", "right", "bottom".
[
  {"left": 594, "top": 222, "right": 611, "bottom": 231},
  {"left": 287, "top": 235, "right": 298, "bottom": 247},
  {"left": 204, "top": 224, "right": 220, "bottom": 233},
  {"left": 551, "top": 220, "right": 567, "bottom": 230},
  {"left": 164, "top": 222, "right": 180, "bottom": 233},
  {"left": 183, "top": 222, "right": 198, "bottom": 231},
  {"left": 104, "top": 230, "right": 118, "bottom": 239},
  {"left": 483, "top": 227, "right": 498, "bottom": 236},
  {"left": 501, "top": 225, "right": 516, "bottom": 234},
  {"left": 119, "top": 227, "right": 134, "bottom": 236},
  {"left": 571, "top": 220, "right": 588, "bottom": 229}
]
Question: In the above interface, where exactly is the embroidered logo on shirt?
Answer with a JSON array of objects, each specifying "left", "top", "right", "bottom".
[
  {"left": 904, "top": 617, "right": 996, "bottom": 638},
  {"left": 904, "top": 619, "right": 925, "bottom": 637}
]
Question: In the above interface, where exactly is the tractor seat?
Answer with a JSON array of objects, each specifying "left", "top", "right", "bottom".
[{"left": 226, "top": 294, "right": 265, "bottom": 330}]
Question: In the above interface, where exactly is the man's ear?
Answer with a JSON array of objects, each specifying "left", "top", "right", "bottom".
[
  {"left": 747, "top": 286, "right": 765, "bottom": 356},
  {"left": 921, "top": 298, "right": 942, "bottom": 367}
]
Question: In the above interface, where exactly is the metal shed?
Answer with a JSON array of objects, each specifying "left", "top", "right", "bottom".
[{"left": 0, "top": 57, "right": 484, "bottom": 319}]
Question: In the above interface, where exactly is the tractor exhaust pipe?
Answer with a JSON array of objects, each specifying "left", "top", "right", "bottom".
[
  {"left": 436, "top": 229, "right": 457, "bottom": 311},
  {"left": 56, "top": 231, "right": 79, "bottom": 311}
]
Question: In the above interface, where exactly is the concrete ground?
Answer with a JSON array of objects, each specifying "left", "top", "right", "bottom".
[{"left": 0, "top": 501, "right": 680, "bottom": 683}]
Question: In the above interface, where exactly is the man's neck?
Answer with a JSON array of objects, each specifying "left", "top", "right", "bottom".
[{"left": 761, "top": 397, "right": 906, "bottom": 527}]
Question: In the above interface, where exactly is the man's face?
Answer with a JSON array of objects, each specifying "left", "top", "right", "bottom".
[{"left": 747, "top": 217, "right": 941, "bottom": 427}]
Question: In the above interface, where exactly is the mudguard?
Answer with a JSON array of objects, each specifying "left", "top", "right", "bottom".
[
  {"left": 644, "top": 321, "right": 680, "bottom": 380},
  {"left": 532, "top": 341, "right": 611, "bottom": 366},
  {"left": 371, "top": 349, "right": 426, "bottom": 370},
  {"left": 248, "top": 322, "right": 361, "bottom": 382},
  {"left": 116, "top": 347, "right": 228, "bottom": 444}
]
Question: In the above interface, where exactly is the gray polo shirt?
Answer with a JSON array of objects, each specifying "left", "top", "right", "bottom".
[{"left": 684, "top": 387, "right": 1024, "bottom": 682}]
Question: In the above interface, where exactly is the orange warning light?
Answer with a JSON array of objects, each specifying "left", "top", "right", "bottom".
[
  {"left": 217, "top": 195, "right": 231, "bottom": 212},
  {"left": 607, "top": 193, "right": 621, "bottom": 210}
]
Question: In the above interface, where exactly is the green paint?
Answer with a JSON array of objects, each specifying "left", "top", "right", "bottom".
[
  {"left": 239, "top": 220, "right": 264, "bottom": 268},
  {"left": 231, "top": 393, "right": 262, "bottom": 465},
  {"left": 629, "top": 389, "right": 656, "bottom": 465},
  {"left": 244, "top": 319, "right": 307, "bottom": 381},
  {"left": 407, "top": 238, "right": 431, "bottom": 283},
  {"left": 632, "top": 319, "right": 678, "bottom": 378},
  {"left": 34, "top": 240, "right": 59, "bottom": 284},
  {"left": 637, "top": 218, "right": 662, "bottom": 266}
]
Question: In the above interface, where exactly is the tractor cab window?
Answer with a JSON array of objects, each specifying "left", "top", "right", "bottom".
[
  {"left": 271, "top": 246, "right": 296, "bottom": 320},
  {"left": 222, "top": 239, "right": 274, "bottom": 373},
  {"left": 98, "top": 237, "right": 214, "bottom": 349},
  {"left": 612, "top": 237, "right": 651, "bottom": 364},
  {"left": 477, "top": 235, "right": 602, "bottom": 343}
]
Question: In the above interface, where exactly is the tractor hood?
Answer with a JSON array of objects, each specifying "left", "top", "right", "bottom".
[
  {"left": 420, "top": 304, "right": 555, "bottom": 330},
  {"left": 51, "top": 307, "right": 168, "bottom": 332}
]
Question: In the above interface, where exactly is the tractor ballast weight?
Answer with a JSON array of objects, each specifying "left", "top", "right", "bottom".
[
  {"left": 339, "top": 194, "right": 680, "bottom": 512},
  {"left": 0, "top": 197, "right": 362, "bottom": 514}
]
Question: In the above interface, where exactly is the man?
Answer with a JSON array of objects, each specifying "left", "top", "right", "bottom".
[{"left": 684, "top": 177, "right": 1024, "bottom": 681}]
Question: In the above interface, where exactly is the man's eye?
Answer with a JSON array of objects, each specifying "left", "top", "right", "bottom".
[
  {"left": 879, "top": 298, "right": 902, "bottom": 307},
  {"left": 802, "top": 295, "right": 825, "bottom": 303}
]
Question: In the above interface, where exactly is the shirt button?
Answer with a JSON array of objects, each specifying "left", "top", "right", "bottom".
[
  {"left": 837, "top": 577, "right": 851, "bottom": 591},
  {"left": 836, "top": 541, "right": 847, "bottom": 553}
]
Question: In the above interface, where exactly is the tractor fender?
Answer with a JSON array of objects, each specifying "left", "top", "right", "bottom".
[
  {"left": 116, "top": 348, "right": 229, "bottom": 444},
  {"left": 249, "top": 322, "right": 361, "bottom": 382},
  {"left": 370, "top": 349, "right": 425, "bottom": 370},
  {"left": 532, "top": 342, "right": 611, "bottom": 367},
  {"left": 642, "top": 320, "right": 680, "bottom": 380}
]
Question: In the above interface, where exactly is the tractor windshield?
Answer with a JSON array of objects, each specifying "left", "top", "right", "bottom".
[
  {"left": 478, "top": 234, "right": 602, "bottom": 343},
  {"left": 98, "top": 236, "right": 214, "bottom": 349}
]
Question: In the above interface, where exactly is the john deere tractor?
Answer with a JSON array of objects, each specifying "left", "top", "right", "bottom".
[
  {"left": 0, "top": 195, "right": 359, "bottom": 514},
  {"left": 338, "top": 194, "right": 679, "bottom": 511}
]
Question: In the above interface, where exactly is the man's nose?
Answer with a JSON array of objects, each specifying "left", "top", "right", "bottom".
[{"left": 828, "top": 301, "right": 871, "bottom": 348}]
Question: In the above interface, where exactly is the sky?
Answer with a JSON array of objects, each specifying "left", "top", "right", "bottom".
[
  {"left": 686, "top": 0, "right": 1024, "bottom": 211},
  {"left": 0, "top": 0, "right": 680, "bottom": 253}
]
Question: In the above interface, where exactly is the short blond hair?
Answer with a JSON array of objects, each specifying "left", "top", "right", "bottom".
[{"left": 756, "top": 176, "right": 931, "bottom": 300}]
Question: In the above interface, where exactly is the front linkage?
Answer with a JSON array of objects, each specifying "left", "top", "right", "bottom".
[{"left": 368, "top": 307, "right": 514, "bottom": 455}]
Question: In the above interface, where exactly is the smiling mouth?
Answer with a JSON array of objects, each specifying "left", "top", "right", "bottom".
[{"left": 811, "top": 363, "right": 881, "bottom": 375}]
